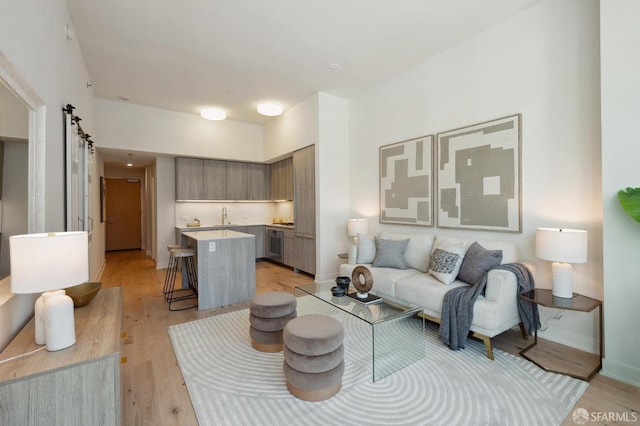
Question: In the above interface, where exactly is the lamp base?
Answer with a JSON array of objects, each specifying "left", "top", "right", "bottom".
[
  {"left": 41, "top": 290, "right": 76, "bottom": 351},
  {"left": 551, "top": 262, "right": 574, "bottom": 299}
]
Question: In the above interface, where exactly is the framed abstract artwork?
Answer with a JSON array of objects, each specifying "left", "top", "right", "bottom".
[
  {"left": 436, "top": 114, "right": 522, "bottom": 233},
  {"left": 379, "top": 135, "right": 434, "bottom": 226}
]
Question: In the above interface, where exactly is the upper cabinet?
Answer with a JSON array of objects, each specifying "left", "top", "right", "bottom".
[
  {"left": 247, "top": 163, "right": 268, "bottom": 200},
  {"left": 268, "top": 157, "right": 293, "bottom": 201},
  {"left": 203, "top": 159, "right": 226, "bottom": 199},
  {"left": 176, "top": 157, "right": 268, "bottom": 201},
  {"left": 176, "top": 157, "right": 204, "bottom": 200}
]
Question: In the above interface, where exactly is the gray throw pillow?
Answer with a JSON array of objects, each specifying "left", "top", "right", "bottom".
[
  {"left": 356, "top": 234, "right": 376, "bottom": 264},
  {"left": 373, "top": 237, "right": 409, "bottom": 269},
  {"left": 457, "top": 241, "right": 503, "bottom": 285}
]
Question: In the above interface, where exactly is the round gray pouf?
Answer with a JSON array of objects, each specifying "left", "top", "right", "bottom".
[
  {"left": 249, "top": 292, "right": 297, "bottom": 352},
  {"left": 282, "top": 314, "right": 344, "bottom": 401}
]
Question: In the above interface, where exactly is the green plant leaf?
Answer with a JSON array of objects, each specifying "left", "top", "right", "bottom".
[{"left": 618, "top": 187, "right": 640, "bottom": 223}]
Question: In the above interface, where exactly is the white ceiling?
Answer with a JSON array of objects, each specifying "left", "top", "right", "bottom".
[{"left": 65, "top": 0, "right": 541, "bottom": 164}]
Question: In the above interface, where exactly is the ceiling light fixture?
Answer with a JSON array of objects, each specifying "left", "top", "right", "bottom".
[
  {"left": 201, "top": 108, "right": 227, "bottom": 121},
  {"left": 257, "top": 102, "right": 283, "bottom": 117}
]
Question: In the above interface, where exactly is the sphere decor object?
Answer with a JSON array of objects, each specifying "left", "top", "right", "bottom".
[{"left": 351, "top": 266, "right": 373, "bottom": 298}]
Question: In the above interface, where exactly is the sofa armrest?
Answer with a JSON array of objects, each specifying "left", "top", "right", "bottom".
[
  {"left": 484, "top": 263, "right": 535, "bottom": 304},
  {"left": 484, "top": 269, "right": 518, "bottom": 304}
]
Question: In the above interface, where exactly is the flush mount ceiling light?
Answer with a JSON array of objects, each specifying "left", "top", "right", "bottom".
[
  {"left": 201, "top": 107, "right": 227, "bottom": 121},
  {"left": 257, "top": 102, "right": 283, "bottom": 117}
]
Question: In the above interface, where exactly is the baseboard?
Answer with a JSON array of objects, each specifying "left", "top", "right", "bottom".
[{"left": 602, "top": 358, "right": 640, "bottom": 387}]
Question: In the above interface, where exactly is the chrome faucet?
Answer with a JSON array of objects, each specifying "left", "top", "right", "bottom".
[{"left": 222, "top": 206, "right": 228, "bottom": 224}]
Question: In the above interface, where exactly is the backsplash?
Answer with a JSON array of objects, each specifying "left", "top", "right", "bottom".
[{"left": 175, "top": 201, "right": 293, "bottom": 227}]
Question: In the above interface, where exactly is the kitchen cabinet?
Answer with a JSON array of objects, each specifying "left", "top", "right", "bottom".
[
  {"left": 226, "top": 161, "right": 248, "bottom": 200},
  {"left": 241, "top": 225, "right": 265, "bottom": 258},
  {"left": 176, "top": 157, "right": 204, "bottom": 200},
  {"left": 294, "top": 235, "right": 316, "bottom": 275},
  {"left": 293, "top": 145, "right": 316, "bottom": 274},
  {"left": 176, "top": 157, "right": 269, "bottom": 201},
  {"left": 283, "top": 228, "right": 295, "bottom": 267},
  {"left": 268, "top": 157, "right": 293, "bottom": 200},
  {"left": 247, "top": 163, "right": 268, "bottom": 200},
  {"left": 203, "top": 159, "right": 226, "bottom": 199}
]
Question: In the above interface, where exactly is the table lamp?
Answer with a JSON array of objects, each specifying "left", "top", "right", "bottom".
[
  {"left": 347, "top": 219, "right": 368, "bottom": 265},
  {"left": 347, "top": 218, "right": 368, "bottom": 245},
  {"left": 10, "top": 231, "right": 89, "bottom": 351},
  {"left": 535, "top": 228, "right": 587, "bottom": 298}
]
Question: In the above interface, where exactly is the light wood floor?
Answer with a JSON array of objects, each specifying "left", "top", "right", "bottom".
[{"left": 101, "top": 250, "right": 639, "bottom": 426}]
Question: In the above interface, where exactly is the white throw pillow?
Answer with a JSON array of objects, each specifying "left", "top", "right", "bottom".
[
  {"left": 427, "top": 242, "right": 467, "bottom": 284},
  {"left": 356, "top": 234, "right": 376, "bottom": 264},
  {"left": 379, "top": 232, "right": 435, "bottom": 272}
]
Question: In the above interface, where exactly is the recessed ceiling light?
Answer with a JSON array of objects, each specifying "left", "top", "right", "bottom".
[
  {"left": 329, "top": 63, "right": 340, "bottom": 70},
  {"left": 201, "top": 108, "right": 227, "bottom": 121},
  {"left": 257, "top": 102, "right": 283, "bottom": 116},
  {"left": 118, "top": 95, "right": 131, "bottom": 101}
]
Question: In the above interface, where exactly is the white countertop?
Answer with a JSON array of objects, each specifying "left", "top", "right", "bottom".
[{"left": 182, "top": 230, "right": 254, "bottom": 240}]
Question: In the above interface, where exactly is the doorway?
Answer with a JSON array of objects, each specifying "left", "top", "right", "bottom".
[{"left": 105, "top": 178, "right": 142, "bottom": 251}]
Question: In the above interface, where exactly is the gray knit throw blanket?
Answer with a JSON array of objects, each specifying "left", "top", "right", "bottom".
[{"left": 439, "top": 263, "right": 541, "bottom": 351}]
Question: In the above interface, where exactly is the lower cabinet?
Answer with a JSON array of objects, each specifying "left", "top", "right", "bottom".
[
  {"left": 294, "top": 235, "right": 316, "bottom": 275},
  {"left": 228, "top": 226, "right": 265, "bottom": 259},
  {"left": 283, "top": 229, "right": 295, "bottom": 267}
]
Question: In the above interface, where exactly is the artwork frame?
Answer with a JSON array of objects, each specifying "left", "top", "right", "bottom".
[
  {"left": 436, "top": 114, "right": 522, "bottom": 233},
  {"left": 379, "top": 135, "right": 434, "bottom": 227}
]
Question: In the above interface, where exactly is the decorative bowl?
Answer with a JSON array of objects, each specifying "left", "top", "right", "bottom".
[
  {"left": 330, "top": 286, "right": 346, "bottom": 297},
  {"left": 335, "top": 276, "right": 351, "bottom": 289},
  {"left": 64, "top": 282, "right": 102, "bottom": 308}
]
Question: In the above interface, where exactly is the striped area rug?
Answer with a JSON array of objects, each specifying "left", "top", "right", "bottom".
[{"left": 168, "top": 296, "right": 588, "bottom": 425}]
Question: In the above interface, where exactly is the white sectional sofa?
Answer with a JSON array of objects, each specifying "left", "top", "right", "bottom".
[{"left": 339, "top": 231, "right": 528, "bottom": 359}]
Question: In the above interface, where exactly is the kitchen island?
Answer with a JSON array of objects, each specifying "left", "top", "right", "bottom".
[{"left": 181, "top": 229, "right": 256, "bottom": 310}]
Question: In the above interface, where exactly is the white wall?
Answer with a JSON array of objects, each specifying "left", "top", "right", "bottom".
[
  {"left": 0, "top": 0, "right": 98, "bottom": 350},
  {"left": 316, "top": 93, "right": 350, "bottom": 280},
  {"left": 349, "top": 0, "right": 603, "bottom": 354},
  {"left": 156, "top": 157, "right": 176, "bottom": 269},
  {"left": 264, "top": 93, "right": 319, "bottom": 161},
  {"left": 96, "top": 99, "right": 264, "bottom": 162},
  {"left": 600, "top": 1, "right": 640, "bottom": 387},
  {"left": 0, "top": 83, "right": 29, "bottom": 139}
]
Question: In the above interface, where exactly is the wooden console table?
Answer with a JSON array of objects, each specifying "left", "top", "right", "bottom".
[
  {"left": 519, "top": 288, "right": 602, "bottom": 381},
  {"left": 0, "top": 287, "right": 123, "bottom": 425}
]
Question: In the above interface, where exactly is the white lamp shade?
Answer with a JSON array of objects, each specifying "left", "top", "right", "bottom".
[
  {"left": 10, "top": 232, "right": 89, "bottom": 294},
  {"left": 535, "top": 228, "right": 587, "bottom": 264},
  {"left": 347, "top": 218, "right": 368, "bottom": 237}
]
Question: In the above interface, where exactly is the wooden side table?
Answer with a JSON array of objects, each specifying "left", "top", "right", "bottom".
[{"left": 519, "top": 288, "right": 602, "bottom": 381}]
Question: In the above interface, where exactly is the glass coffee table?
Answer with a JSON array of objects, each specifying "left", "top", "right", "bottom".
[{"left": 295, "top": 281, "right": 425, "bottom": 382}]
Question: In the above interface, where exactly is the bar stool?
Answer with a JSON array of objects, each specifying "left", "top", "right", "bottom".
[
  {"left": 165, "top": 247, "right": 198, "bottom": 311},
  {"left": 163, "top": 244, "right": 186, "bottom": 301}
]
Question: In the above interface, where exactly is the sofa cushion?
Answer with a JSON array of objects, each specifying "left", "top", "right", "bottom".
[
  {"left": 339, "top": 263, "right": 420, "bottom": 296},
  {"left": 379, "top": 232, "right": 435, "bottom": 272},
  {"left": 373, "top": 237, "right": 409, "bottom": 269},
  {"left": 427, "top": 242, "right": 466, "bottom": 284},
  {"left": 356, "top": 234, "right": 376, "bottom": 263},
  {"left": 457, "top": 242, "right": 503, "bottom": 285}
]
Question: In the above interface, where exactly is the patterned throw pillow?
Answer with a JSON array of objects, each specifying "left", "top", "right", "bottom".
[{"left": 427, "top": 243, "right": 467, "bottom": 284}]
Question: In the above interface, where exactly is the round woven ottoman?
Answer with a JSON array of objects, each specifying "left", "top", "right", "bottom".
[
  {"left": 249, "top": 291, "right": 297, "bottom": 352},
  {"left": 283, "top": 314, "right": 344, "bottom": 401}
]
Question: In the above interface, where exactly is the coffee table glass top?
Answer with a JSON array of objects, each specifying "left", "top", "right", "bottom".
[
  {"left": 295, "top": 281, "right": 422, "bottom": 324},
  {"left": 295, "top": 281, "right": 425, "bottom": 382}
]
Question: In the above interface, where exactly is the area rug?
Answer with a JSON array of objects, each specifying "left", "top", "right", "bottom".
[{"left": 168, "top": 298, "right": 588, "bottom": 426}]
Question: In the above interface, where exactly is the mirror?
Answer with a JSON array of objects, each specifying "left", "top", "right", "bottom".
[
  {"left": 0, "top": 50, "right": 47, "bottom": 285},
  {"left": 0, "top": 80, "right": 29, "bottom": 279}
]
